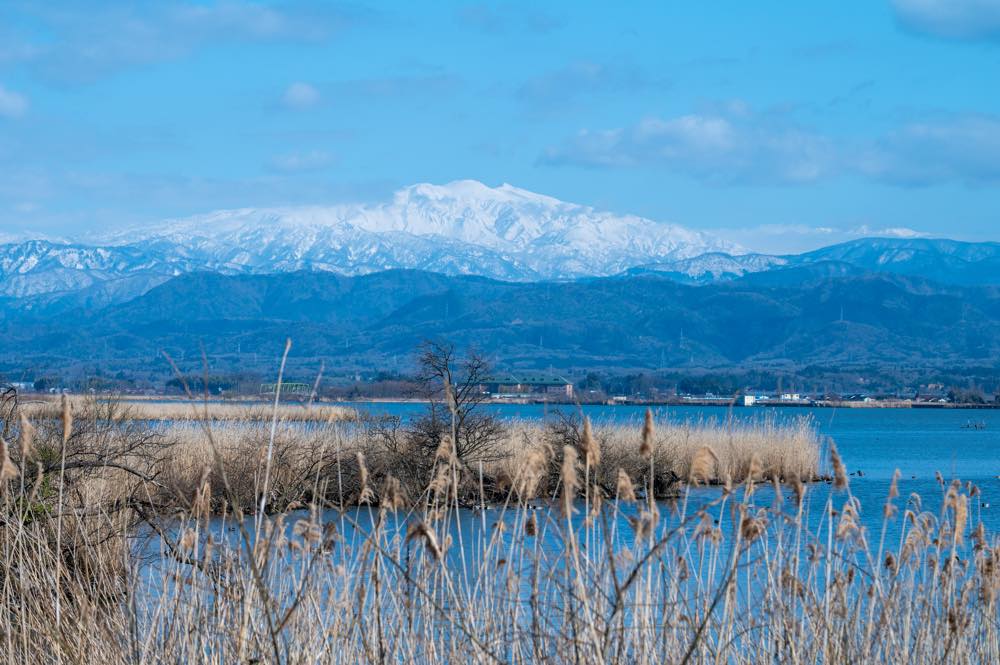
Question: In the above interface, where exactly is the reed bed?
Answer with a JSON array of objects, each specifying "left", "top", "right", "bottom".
[
  {"left": 152, "top": 413, "right": 822, "bottom": 511},
  {"left": 492, "top": 416, "right": 822, "bottom": 496},
  {"left": 1, "top": 397, "right": 997, "bottom": 663},
  {"left": 19, "top": 395, "right": 357, "bottom": 423}
]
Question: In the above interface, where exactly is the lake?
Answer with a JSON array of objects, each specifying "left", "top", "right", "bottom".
[
  {"left": 129, "top": 400, "right": 998, "bottom": 664},
  {"left": 339, "top": 401, "right": 1000, "bottom": 534}
]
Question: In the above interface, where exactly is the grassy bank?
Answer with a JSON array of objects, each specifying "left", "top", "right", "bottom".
[
  {"left": 1, "top": 397, "right": 996, "bottom": 662},
  {"left": 19, "top": 395, "right": 357, "bottom": 423},
  {"left": 151, "top": 410, "right": 821, "bottom": 512}
]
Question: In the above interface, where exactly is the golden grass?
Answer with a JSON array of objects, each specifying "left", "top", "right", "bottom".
[
  {"left": 19, "top": 395, "right": 356, "bottom": 422},
  {"left": 489, "top": 415, "right": 822, "bottom": 501},
  {"left": 3, "top": 396, "right": 997, "bottom": 663},
  {"left": 142, "top": 414, "right": 822, "bottom": 512}
]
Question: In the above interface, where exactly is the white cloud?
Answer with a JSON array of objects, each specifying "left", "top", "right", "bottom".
[
  {"left": 0, "top": 84, "right": 27, "bottom": 118},
  {"left": 282, "top": 82, "right": 321, "bottom": 109},
  {"left": 540, "top": 107, "right": 837, "bottom": 185},
  {"left": 8, "top": 3, "right": 361, "bottom": 83},
  {"left": 891, "top": 0, "right": 1000, "bottom": 40},
  {"left": 543, "top": 106, "right": 1000, "bottom": 188},
  {"left": 517, "top": 61, "right": 667, "bottom": 107},
  {"left": 857, "top": 114, "right": 1000, "bottom": 186},
  {"left": 715, "top": 223, "right": 932, "bottom": 254},
  {"left": 269, "top": 149, "right": 333, "bottom": 173},
  {"left": 455, "top": 3, "right": 563, "bottom": 34},
  {"left": 848, "top": 225, "right": 930, "bottom": 239}
]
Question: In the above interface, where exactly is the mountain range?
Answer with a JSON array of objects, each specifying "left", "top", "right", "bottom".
[
  {"left": 2, "top": 267, "right": 998, "bottom": 375},
  {"left": 2, "top": 180, "right": 999, "bottom": 374},
  {"left": 3, "top": 180, "right": 998, "bottom": 308},
  {"left": 1, "top": 180, "right": 735, "bottom": 300}
]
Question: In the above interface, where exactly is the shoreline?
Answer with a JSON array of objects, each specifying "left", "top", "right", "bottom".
[{"left": 16, "top": 394, "right": 1000, "bottom": 411}]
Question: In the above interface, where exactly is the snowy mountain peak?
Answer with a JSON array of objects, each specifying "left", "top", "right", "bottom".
[
  {"left": 3, "top": 181, "right": 740, "bottom": 298},
  {"left": 96, "top": 180, "right": 739, "bottom": 271}
]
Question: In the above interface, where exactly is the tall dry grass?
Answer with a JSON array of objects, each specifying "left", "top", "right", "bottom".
[
  {"left": 20, "top": 395, "right": 356, "bottom": 423},
  {"left": 151, "top": 413, "right": 822, "bottom": 511},
  {"left": 1, "top": 396, "right": 997, "bottom": 663}
]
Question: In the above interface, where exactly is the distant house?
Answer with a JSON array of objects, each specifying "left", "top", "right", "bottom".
[
  {"left": 738, "top": 395, "right": 757, "bottom": 407},
  {"left": 483, "top": 373, "right": 574, "bottom": 399},
  {"left": 259, "top": 382, "right": 311, "bottom": 396}
]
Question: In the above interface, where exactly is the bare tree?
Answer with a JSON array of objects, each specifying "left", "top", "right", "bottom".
[{"left": 410, "top": 341, "right": 506, "bottom": 467}]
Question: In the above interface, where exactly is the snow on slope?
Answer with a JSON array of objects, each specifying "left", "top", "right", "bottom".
[
  {"left": 97, "top": 180, "right": 739, "bottom": 279},
  {"left": 627, "top": 253, "right": 790, "bottom": 282},
  {"left": 2, "top": 180, "right": 740, "bottom": 299}
]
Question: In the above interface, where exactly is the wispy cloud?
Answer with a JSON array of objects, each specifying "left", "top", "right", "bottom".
[
  {"left": 542, "top": 104, "right": 1000, "bottom": 187},
  {"left": 891, "top": 0, "right": 1000, "bottom": 41},
  {"left": 455, "top": 3, "right": 563, "bottom": 34},
  {"left": 0, "top": 166, "right": 394, "bottom": 235},
  {"left": 8, "top": 2, "right": 363, "bottom": 83},
  {"left": 517, "top": 61, "right": 668, "bottom": 108},
  {"left": 0, "top": 84, "right": 28, "bottom": 118},
  {"left": 282, "top": 81, "right": 321, "bottom": 109},
  {"left": 540, "top": 105, "right": 836, "bottom": 185},
  {"left": 268, "top": 149, "right": 333, "bottom": 173},
  {"left": 858, "top": 114, "right": 1000, "bottom": 186}
]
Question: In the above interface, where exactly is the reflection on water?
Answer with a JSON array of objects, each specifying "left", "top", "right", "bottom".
[{"left": 139, "top": 474, "right": 998, "bottom": 586}]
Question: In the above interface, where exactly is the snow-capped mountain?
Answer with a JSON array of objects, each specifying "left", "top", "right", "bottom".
[
  {"left": 624, "top": 253, "right": 789, "bottom": 283},
  {"left": 7, "top": 181, "right": 989, "bottom": 308},
  {"left": 98, "top": 180, "right": 738, "bottom": 278},
  {"left": 624, "top": 238, "right": 1000, "bottom": 287},
  {"left": 0, "top": 240, "right": 198, "bottom": 299},
  {"left": 2, "top": 180, "right": 738, "bottom": 299}
]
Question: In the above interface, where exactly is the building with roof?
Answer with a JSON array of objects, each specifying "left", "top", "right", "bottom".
[{"left": 482, "top": 373, "right": 574, "bottom": 399}]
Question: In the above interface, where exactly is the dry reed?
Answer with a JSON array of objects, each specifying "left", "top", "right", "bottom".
[
  {"left": 20, "top": 396, "right": 356, "bottom": 423},
  {"left": 3, "top": 397, "right": 995, "bottom": 664}
]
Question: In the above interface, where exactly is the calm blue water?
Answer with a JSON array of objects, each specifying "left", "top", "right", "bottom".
[
  {"left": 341, "top": 402, "right": 1000, "bottom": 533},
  {"left": 136, "top": 400, "right": 1000, "bottom": 624},
  {"left": 343, "top": 402, "right": 1000, "bottom": 480}
]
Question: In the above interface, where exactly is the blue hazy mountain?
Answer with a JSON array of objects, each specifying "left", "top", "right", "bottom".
[
  {"left": 628, "top": 238, "right": 1000, "bottom": 287},
  {"left": 3, "top": 266, "right": 997, "bottom": 372}
]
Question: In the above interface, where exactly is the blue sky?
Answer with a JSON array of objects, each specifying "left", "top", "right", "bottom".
[{"left": 0, "top": 0, "right": 999, "bottom": 252}]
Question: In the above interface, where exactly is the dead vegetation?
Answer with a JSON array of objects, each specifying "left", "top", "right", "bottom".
[
  {"left": 19, "top": 395, "right": 356, "bottom": 423},
  {"left": 0, "top": 386, "right": 996, "bottom": 663}
]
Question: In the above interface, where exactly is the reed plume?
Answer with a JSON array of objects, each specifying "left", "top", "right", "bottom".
[
  {"left": 688, "top": 446, "right": 718, "bottom": 485},
  {"left": 640, "top": 408, "right": 654, "bottom": 460},
  {"left": 830, "top": 441, "right": 848, "bottom": 490},
  {"left": 616, "top": 468, "right": 637, "bottom": 502},
  {"left": 788, "top": 471, "right": 805, "bottom": 507},
  {"left": 61, "top": 393, "right": 73, "bottom": 443},
  {"left": 515, "top": 448, "right": 547, "bottom": 500},
  {"left": 380, "top": 475, "right": 406, "bottom": 511},
  {"left": 435, "top": 434, "right": 454, "bottom": 462},
  {"left": 560, "top": 445, "right": 578, "bottom": 518},
  {"left": 740, "top": 508, "right": 766, "bottom": 542},
  {"left": 356, "top": 452, "right": 374, "bottom": 504},
  {"left": 407, "top": 521, "right": 443, "bottom": 560},
  {"left": 192, "top": 465, "right": 212, "bottom": 520},
  {"left": 581, "top": 416, "right": 600, "bottom": 468},
  {"left": 18, "top": 413, "right": 35, "bottom": 461},
  {"left": 0, "top": 438, "right": 17, "bottom": 484}
]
